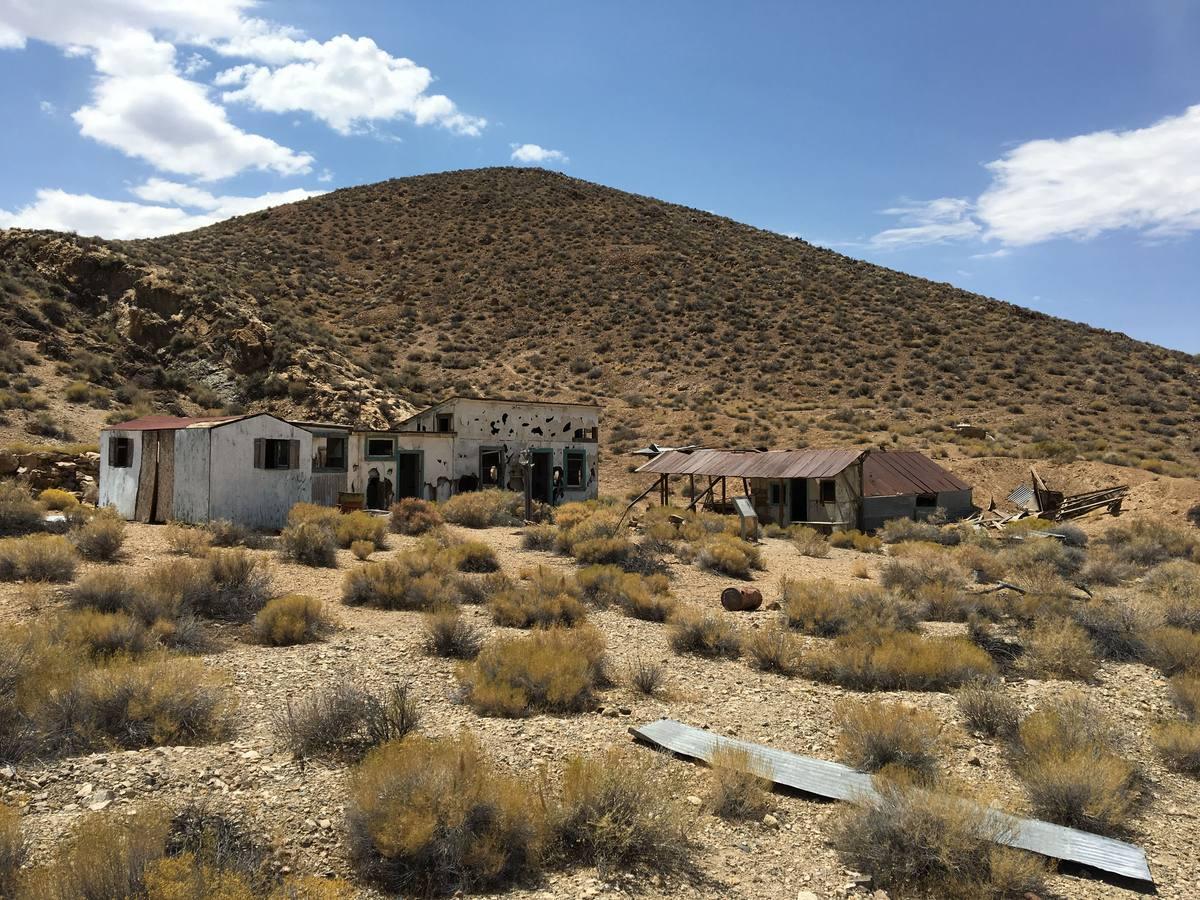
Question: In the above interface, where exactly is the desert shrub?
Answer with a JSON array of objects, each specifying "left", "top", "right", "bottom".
[
  {"left": 521, "top": 523, "right": 557, "bottom": 551},
  {"left": 803, "top": 631, "right": 995, "bottom": 692},
  {"left": 745, "top": 623, "right": 802, "bottom": 675},
  {"left": 1143, "top": 626, "right": 1200, "bottom": 675},
  {"left": 830, "top": 529, "right": 881, "bottom": 553},
  {"left": 572, "top": 536, "right": 633, "bottom": 565},
  {"left": 458, "top": 571, "right": 512, "bottom": 605},
  {"left": 1143, "top": 559, "right": 1200, "bottom": 631},
  {"left": 488, "top": 567, "right": 586, "bottom": 628},
  {"left": 278, "top": 521, "right": 336, "bottom": 567},
  {"left": 576, "top": 566, "right": 675, "bottom": 621},
  {"left": 60, "top": 609, "right": 155, "bottom": 658},
  {"left": 336, "top": 511, "right": 387, "bottom": 550},
  {"left": 1012, "top": 693, "right": 1141, "bottom": 834},
  {"left": 347, "top": 733, "right": 544, "bottom": 895},
  {"left": 0, "top": 803, "right": 24, "bottom": 899},
  {"left": 628, "top": 657, "right": 666, "bottom": 696},
  {"left": 69, "top": 570, "right": 140, "bottom": 614},
  {"left": 831, "top": 782, "right": 1046, "bottom": 899},
  {"left": 1101, "top": 518, "right": 1199, "bottom": 569},
  {"left": 422, "top": 608, "right": 482, "bottom": 659},
  {"left": 792, "top": 526, "right": 830, "bottom": 558},
  {"left": 1079, "top": 547, "right": 1135, "bottom": 586},
  {"left": 0, "top": 534, "right": 77, "bottom": 582},
  {"left": 706, "top": 745, "right": 773, "bottom": 820},
  {"left": 251, "top": 595, "right": 331, "bottom": 646},
  {"left": 274, "top": 681, "right": 419, "bottom": 759},
  {"left": 555, "top": 504, "right": 621, "bottom": 556},
  {"left": 458, "top": 626, "right": 607, "bottom": 716},
  {"left": 1022, "top": 618, "right": 1100, "bottom": 681},
  {"left": 1171, "top": 673, "right": 1200, "bottom": 720},
  {"left": 205, "top": 518, "right": 257, "bottom": 548},
  {"left": 837, "top": 700, "right": 942, "bottom": 783},
  {"left": 879, "top": 547, "right": 967, "bottom": 598},
  {"left": 191, "top": 550, "right": 271, "bottom": 621},
  {"left": 0, "top": 482, "right": 42, "bottom": 535},
  {"left": 554, "top": 748, "right": 692, "bottom": 876},
  {"left": 440, "top": 490, "right": 521, "bottom": 528},
  {"left": 350, "top": 539, "right": 373, "bottom": 560},
  {"left": 955, "top": 543, "right": 1004, "bottom": 584},
  {"left": 781, "top": 578, "right": 920, "bottom": 636},
  {"left": 165, "top": 523, "right": 213, "bottom": 557},
  {"left": 692, "top": 533, "right": 763, "bottom": 579},
  {"left": 71, "top": 511, "right": 124, "bottom": 561},
  {"left": 1152, "top": 722, "right": 1200, "bottom": 774},
  {"left": 667, "top": 609, "right": 742, "bottom": 660},
  {"left": 341, "top": 547, "right": 456, "bottom": 610},
  {"left": 442, "top": 540, "right": 499, "bottom": 573},
  {"left": 879, "top": 517, "right": 954, "bottom": 545},
  {"left": 955, "top": 680, "right": 1020, "bottom": 738},
  {"left": 389, "top": 497, "right": 444, "bottom": 535},
  {"left": 37, "top": 488, "right": 77, "bottom": 511},
  {"left": 1001, "top": 537, "right": 1085, "bottom": 580},
  {"left": 1071, "top": 598, "right": 1147, "bottom": 661}
]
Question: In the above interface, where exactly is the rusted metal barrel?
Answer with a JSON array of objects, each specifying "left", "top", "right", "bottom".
[{"left": 720, "top": 587, "right": 763, "bottom": 612}]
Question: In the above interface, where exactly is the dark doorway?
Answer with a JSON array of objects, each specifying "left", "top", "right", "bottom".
[
  {"left": 397, "top": 451, "right": 423, "bottom": 500},
  {"left": 365, "top": 468, "right": 393, "bottom": 510},
  {"left": 530, "top": 449, "right": 553, "bottom": 503},
  {"left": 789, "top": 478, "right": 808, "bottom": 523}
]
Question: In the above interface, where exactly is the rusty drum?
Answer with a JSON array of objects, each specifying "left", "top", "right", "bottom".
[{"left": 720, "top": 587, "right": 763, "bottom": 612}]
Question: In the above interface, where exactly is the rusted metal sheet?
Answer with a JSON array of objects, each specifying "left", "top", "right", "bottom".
[
  {"left": 630, "top": 719, "right": 1153, "bottom": 886},
  {"left": 862, "top": 451, "right": 970, "bottom": 497},
  {"left": 636, "top": 448, "right": 864, "bottom": 480},
  {"left": 101, "top": 413, "right": 246, "bottom": 432}
]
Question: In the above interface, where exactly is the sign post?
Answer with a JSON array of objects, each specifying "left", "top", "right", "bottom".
[{"left": 517, "top": 448, "right": 533, "bottom": 522}]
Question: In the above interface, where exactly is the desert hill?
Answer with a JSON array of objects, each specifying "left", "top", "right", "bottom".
[{"left": 1, "top": 167, "right": 1198, "bottom": 487}]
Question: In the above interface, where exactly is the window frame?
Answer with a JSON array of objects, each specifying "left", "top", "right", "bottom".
[
  {"left": 435, "top": 413, "right": 453, "bottom": 433},
  {"left": 109, "top": 436, "right": 134, "bottom": 468},
  {"left": 365, "top": 436, "right": 396, "bottom": 460},
  {"left": 768, "top": 482, "right": 782, "bottom": 506},
  {"left": 480, "top": 447, "right": 503, "bottom": 487},
  {"left": 818, "top": 479, "right": 838, "bottom": 505},
  {"left": 564, "top": 449, "right": 587, "bottom": 489},
  {"left": 313, "top": 434, "right": 348, "bottom": 473},
  {"left": 263, "top": 438, "right": 293, "bottom": 470}
]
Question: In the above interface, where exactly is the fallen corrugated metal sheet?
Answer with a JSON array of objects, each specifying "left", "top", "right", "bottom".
[
  {"left": 1007, "top": 484, "right": 1039, "bottom": 512},
  {"left": 635, "top": 448, "right": 863, "bottom": 480},
  {"left": 862, "top": 451, "right": 971, "bottom": 497},
  {"left": 630, "top": 719, "right": 1153, "bottom": 886}
]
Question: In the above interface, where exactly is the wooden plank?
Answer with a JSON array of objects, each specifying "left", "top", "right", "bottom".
[
  {"left": 630, "top": 719, "right": 1153, "bottom": 886},
  {"left": 155, "top": 429, "right": 175, "bottom": 523},
  {"left": 134, "top": 430, "right": 159, "bottom": 523}
]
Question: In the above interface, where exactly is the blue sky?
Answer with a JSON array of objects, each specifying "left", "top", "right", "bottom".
[{"left": 2, "top": 1, "right": 1198, "bottom": 352}]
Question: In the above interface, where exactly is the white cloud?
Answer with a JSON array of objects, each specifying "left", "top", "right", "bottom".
[
  {"left": 38, "top": 99, "right": 55, "bottom": 115},
  {"left": 0, "top": 181, "right": 324, "bottom": 239},
  {"left": 969, "top": 248, "right": 1011, "bottom": 260},
  {"left": 510, "top": 143, "right": 568, "bottom": 165},
  {"left": 181, "top": 51, "right": 209, "bottom": 76},
  {"left": 0, "top": 0, "right": 253, "bottom": 48},
  {"left": 72, "top": 29, "right": 313, "bottom": 181},
  {"left": 214, "top": 34, "right": 485, "bottom": 136},
  {"left": 869, "top": 197, "right": 979, "bottom": 248}
]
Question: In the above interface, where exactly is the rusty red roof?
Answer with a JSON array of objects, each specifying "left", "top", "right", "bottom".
[
  {"left": 863, "top": 451, "right": 971, "bottom": 497},
  {"left": 101, "top": 413, "right": 248, "bottom": 431},
  {"left": 635, "top": 448, "right": 865, "bottom": 479}
]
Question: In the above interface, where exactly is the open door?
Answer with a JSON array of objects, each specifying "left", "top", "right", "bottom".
[
  {"left": 789, "top": 478, "right": 808, "bottom": 523},
  {"left": 397, "top": 450, "right": 423, "bottom": 500},
  {"left": 530, "top": 449, "right": 553, "bottom": 503}
]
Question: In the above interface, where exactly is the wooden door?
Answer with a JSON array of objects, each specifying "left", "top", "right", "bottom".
[
  {"left": 154, "top": 430, "right": 175, "bottom": 522},
  {"left": 134, "top": 431, "right": 159, "bottom": 523}
]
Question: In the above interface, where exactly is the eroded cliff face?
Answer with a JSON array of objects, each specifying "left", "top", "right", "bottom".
[{"left": 0, "top": 229, "right": 414, "bottom": 430}]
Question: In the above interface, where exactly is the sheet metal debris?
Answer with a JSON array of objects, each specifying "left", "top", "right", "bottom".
[{"left": 630, "top": 718, "right": 1153, "bottom": 886}]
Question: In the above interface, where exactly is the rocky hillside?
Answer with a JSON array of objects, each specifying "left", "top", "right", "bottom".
[{"left": 1, "top": 167, "right": 1198, "bottom": 479}]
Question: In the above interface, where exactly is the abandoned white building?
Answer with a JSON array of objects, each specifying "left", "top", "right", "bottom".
[
  {"left": 99, "top": 413, "right": 314, "bottom": 529},
  {"left": 634, "top": 447, "right": 972, "bottom": 531}
]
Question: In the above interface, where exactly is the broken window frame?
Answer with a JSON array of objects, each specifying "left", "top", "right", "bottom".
[
  {"left": 915, "top": 492, "right": 939, "bottom": 509},
  {"left": 818, "top": 479, "right": 838, "bottom": 505},
  {"left": 365, "top": 436, "right": 395, "bottom": 460},
  {"left": 435, "top": 413, "right": 453, "bottom": 433},
  {"left": 312, "top": 435, "right": 348, "bottom": 472},
  {"left": 479, "top": 447, "right": 503, "bottom": 488},
  {"left": 564, "top": 449, "right": 586, "bottom": 489},
  {"left": 257, "top": 438, "right": 297, "bottom": 471},
  {"left": 109, "top": 436, "right": 134, "bottom": 468},
  {"left": 768, "top": 481, "right": 782, "bottom": 506}
]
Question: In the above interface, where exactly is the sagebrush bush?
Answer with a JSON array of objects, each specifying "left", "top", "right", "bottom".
[
  {"left": 692, "top": 533, "right": 763, "bottom": 579},
  {"left": 0, "top": 803, "right": 26, "bottom": 898},
  {"left": 803, "top": 630, "right": 995, "bottom": 691},
  {"left": 278, "top": 521, "right": 337, "bottom": 567},
  {"left": 706, "top": 745, "right": 773, "bottom": 820},
  {"left": 830, "top": 529, "right": 881, "bottom": 553},
  {"left": 165, "top": 523, "right": 213, "bottom": 557},
  {"left": 791, "top": 526, "right": 830, "bottom": 558},
  {"left": 37, "top": 488, "right": 77, "bottom": 511},
  {"left": 575, "top": 565, "right": 675, "bottom": 621},
  {"left": 341, "top": 548, "right": 455, "bottom": 610},
  {"left": 71, "top": 510, "right": 125, "bottom": 561},
  {"left": 458, "top": 626, "right": 607, "bottom": 716},
  {"left": 836, "top": 700, "right": 942, "bottom": 783},
  {"left": 879, "top": 517, "right": 956, "bottom": 545},
  {"left": 347, "top": 733, "right": 544, "bottom": 895},
  {"left": 192, "top": 550, "right": 272, "bottom": 621},
  {"left": 572, "top": 536, "right": 634, "bottom": 565},
  {"left": 70, "top": 569, "right": 145, "bottom": 614},
  {"left": 488, "top": 567, "right": 586, "bottom": 628},
  {"left": 205, "top": 518, "right": 257, "bottom": 548},
  {"left": 1143, "top": 559, "right": 1200, "bottom": 631},
  {"left": 0, "top": 533, "right": 77, "bottom": 582},
  {"left": 554, "top": 505, "right": 621, "bottom": 556},
  {"left": 251, "top": 595, "right": 331, "bottom": 646},
  {"left": 831, "top": 782, "right": 1047, "bottom": 898},
  {"left": 1071, "top": 598, "right": 1147, "bottom": 662},
  {"left": 1171, "top": 673, "right": 1200, "bottom": 720},
  {"left": 1143, "top": 626, "right": 1200, "bottom": 676},
  {"left": 1079, "top": 547, "right": 1136, "bottom": 586},
  {"left": 780, "top": 578, "right": 920, "bottom": 636},
  {"left": 335, "top": 510, "right": 387, "bottom": 550},
  {"left": 422, "top": 608, "right": 482, "bottom": 659},
  {"left": 440, "top": 490, "right": 521, "bottom": 528},
  {"left": 745, "top": 623, "right": 802, "bottom": 675},
  {"left": 442, "top": 540, "right": 499, "bottom": 573},
  {"left": 522, "top": 523, "right": 557, "bottom": 551},
  {"left": 1101, "top": 519, "right": 1199, "bottom": 569},
  {"left": 350, "top": 539, "right": 373, "bottom": 560},
  {"left": 879, "top": 546, "right": 967, "bottom": 598},
  {"left": 458, "top": 571, "right": 512, "bottom": 605},
  {"left": 60, "top": 609, "right": 155, "bottom": 657},
  {"left": 955, "top": 680, "right": 1020, "bottom": 738},
  {"left": 955, "top": 543, "right": 1005, "bottom": 584},
  {"left": 628, "top": 657, "right": 666, "bottom": 696},
  {"left": 1022, "top": 618, "right": 1100, "bottom": 681},
  {"left": 667, "top": 609, "right": 742, "bottom": 659},
  {"left": 274, "top": 681, "right": 419, "bottom": 759},
  {"left": 389, "top": 497, "right": 444, "bottom": 535},
  {"left": 0, "top": 482, "right": 42, "bottom": 536}
]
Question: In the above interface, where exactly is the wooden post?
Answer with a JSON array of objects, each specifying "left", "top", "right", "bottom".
[
  {"left": 721, "top": 476, "right": 727, "bottom": 510},
  {"left": 689, "top": 474, "right": 695, "bottom": 503}
]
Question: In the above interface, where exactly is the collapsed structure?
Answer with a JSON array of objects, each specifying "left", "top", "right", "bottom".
[
  {"left": 634, "top": 447, "right": 973, "bottom": 531},
  {"left": 99, "top": 397, "right": 600, "bottom": 528}
]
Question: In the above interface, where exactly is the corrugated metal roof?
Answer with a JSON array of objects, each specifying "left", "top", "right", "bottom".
[
  {"left": 101, "top": 414, "right": 248, "bottom": 432},
  {"left": 863, "top": 451, "right": 971, "bottom": 497},
  {"left": 636, "top": 448, "right": 864, "bottom": 479}
]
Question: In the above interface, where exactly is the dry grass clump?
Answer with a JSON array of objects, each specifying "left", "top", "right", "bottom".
[
  {"left": 745, "top": 623, "right": 802, "bottom": 675},
  {"left": 955, "top": 543, "right": 1004, "bottom": 584},
  {"left": 278, "top": 520, "right": 336, "bottom": 567},
  {"left": 837, "top": 700, "right": 943, "bottom": 784},
  {"left": 879, "top": 517, "right": 957, "bottom": 545},
  {"left": 0, "top": 482, "right": 43, "bottom": 536},
  {"left": 1143, "top": 626, "right": 1200, "bottom": 676},
  {"left": 488, "top": 567, "right": 586, "bottom": 628},
  {"left": 458, "top": 626, "right": 607, "bottom": 717},
  {"left": 347, "top": 733, "right": 544, "bottom": 895},
  {"left": 251, "top": 595, "right": 332, "bottom": 646},
  {"left": 1021, "top": 618, "right": 1100, "bottom": 681},
  {"left": 803, "top": 630, "right": 995, "bottom": 692},
  {"left": 440, "top": 490, "right": 521, "bottom": 528},
  {"left": 335, "top": 510, "right": 387, "bottom": 550},
  {"left": 668, "top": 609, "right": 742, "bottom": 659},
  {"left": 575, "top": 565, "right": 675, "bottom": 621},
  {"left": 0, "top": 803, "right": 26, "bottom": 898},
  {"left": 1079, "top": 546, "right": 1136, "bottom": 586},
  {"left": 780, "top": 578, "right": 920, "bottom": 636},
  {"left": 37, "top": 487, "right": 77, "bottom": 511},
  {"left": 791, "top": 526, "right": 830, "bottom": 558},
  {"left": 422, "top": 608, "right": 482, "bottom": 659},
  {"left": 59, "top": 609, "right": 155, "bottom": 658},
  {"left": 521, "top": 523, "right": 557, "bottom": 551},
  {"left": 1152, "top": 721, "right": 1200, "bottom": 775},
  {"left": 829, "top": 529, "right": 882, "bottom": 553},
  {"left": 831, "top": 781, "right": 1046, "bottom": 899},
  {"left": 389, "top": 497, "right": 443, "bottom": 535},
  {"left": 955, "top": 680, "right": 1020, "bottom": 738},
  {"left": 1071, "top": 598, "right": 1147, "bottom": 662},
  {"left": 205, "top": 518, "right": 261, "bottom": 548},
  {"left": 0, "top": 533, "right": 77, "bottom": 582},
  {"left": 458, "top": 570, "right": 512, "bottom": 605},
  {"left": 572, "top": 535, "right": 634, "bottom": 565},
  {"left": 341, "top": 547, "right": 456, "bottom": 610},
  {"left": 554, "top": 748, "right": 693, "bottom": 877},
  {"left": 1012, "top": 693, "right": 1141, "bottom": 834},
  {"left": 350, "top": 538, "right": 373, "bottom": 560},
  {"left": 71, "top": 569, "right": 158, "bottom": 616},
  {"left": 1142, "top": 559, "right": 1200, "bottom": 631},
  {"left": 553, "top": 501, "right": 621, "bottom": 553},
  {"left": 627, "top": 657, "right": 666, "bottom": 696},
  {"left": 878, "top": 545, "right": 967, "bottom": 598},
  {"left": 685, "top": 532, "right": 763, "bottom": 579},
  {"left": 165, "top": 522, "right": 213, "bottom": 557},
  {"left": 1100, "top": 518, "right": 1200, "bottom": 569},
  {"left": 70, "top": 510, "right": 125, "bottom": 561},
  {"left": 274, "top": 681, "right": 419, "bottom": 759},
  {"left": 442, "top": 539, "right": 499, "bottom": 573},
  {"left": 1170, "top": 673, "right": 1200, "bottom": 719},
  {"left": 280, "top": 504, "right": 386, "bottom": 566},
  {"left": 706, "top": 745, "right": 773, "bottom": 820},
  {"left": 187, "top": 550, "right": 272, "bottom": 621}
]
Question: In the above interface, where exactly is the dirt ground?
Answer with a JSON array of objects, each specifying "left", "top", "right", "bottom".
[{"left": 2, "top": 518, "right": 1199, "bottom": 899}]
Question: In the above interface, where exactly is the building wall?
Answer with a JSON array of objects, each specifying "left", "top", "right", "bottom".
[
  {"left": 98, "top": 429, "right": 143, "bottom": 518},
  {"left": 742, "top": 467, "right": 861, "bottom": 531},
  {"left": 172, "top": 428, "right": 211, "bottom": 522},
  {"left": 206, "top": 417, "right": 312, "bottom": 529},
  {"left": 862, "top": 495, "right": 917, "bottom": 532},
  {"left": 935, "top": 489, "right": 975, "bottom": 520}
]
